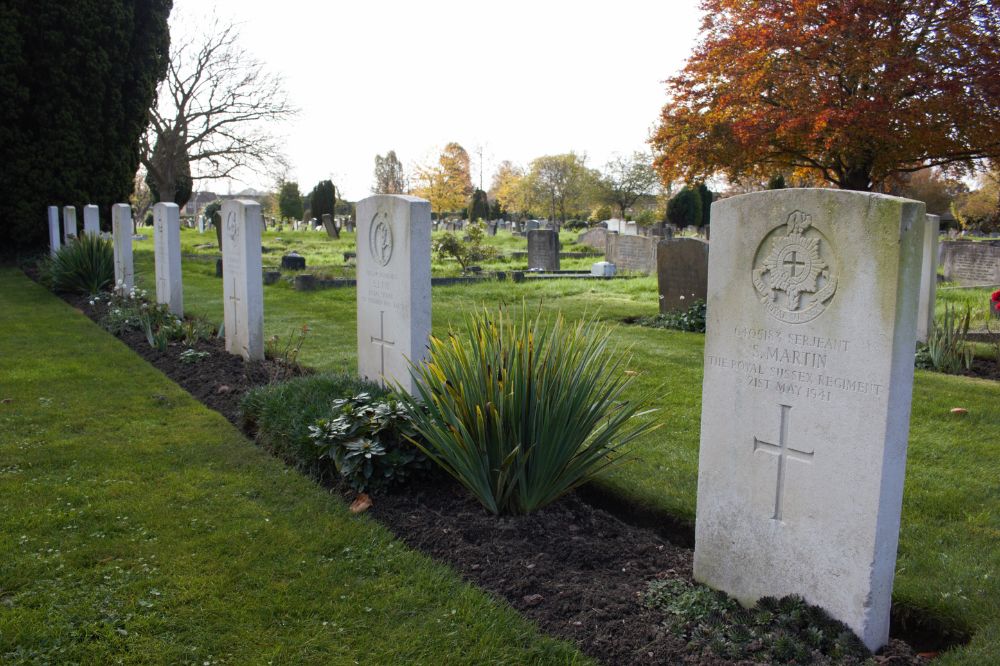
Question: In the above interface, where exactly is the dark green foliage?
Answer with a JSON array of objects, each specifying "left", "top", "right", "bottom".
[
  {"left": 0, "top": 0, "right": 172, "bottom": 255},
  {"left": 768, "top": 174, "right": 787, "bottom": 189},
  {"left": 666, "top": 186, "right": 703, "bottom": 228},
  {"left": 631, "top": 300, "right": 707, "bottom": 333},
  {"left": 644, "top": 579, "right": 870, "bottom": 663},
  {"left": 400, "top": 306, "right": 656, "bottom": 515},
  {"left": 278, "top": 181, "right": 304, "bottom": 220},
  {"left": 696, "top": 182, "right": 713, "bottom": 227},
  {"left": 146, "top": 160, "right": 193, "bottom": 209},
  {"left": 240, "top": 373, "right": 388, "bottom": 479},
  {"left": 310, "top": 394, "right": 430, "bottom": 493},
  {"left": 433, "top": 221, "right": 498, "bottom": 271},
  {"left": 39, "top": 234, "right": 114, "bottom": 295},
  {"left": 309, "top": 180, "right": 337, "bottom": 221},
  {"left": 489, "top": 198, "right": 504, "bottom": 220},
  {"left": 468, "top": 189, "right": 490, "bottom": 222}
]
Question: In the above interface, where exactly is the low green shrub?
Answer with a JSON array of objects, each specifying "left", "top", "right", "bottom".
[
  {"left": 240, "top": 373, "right": 387, "bottom": 478},
  {"left": 644, "top": 579, "right": 869, "bottom": 663},
  {"left": 630, "top": 299, "right": 707, "bottom": 333},
  {"left": 95, "top": 287, "right": 181, "bottom": 341},
  {"left": 309, "top": 393, "right": 430, "bottom": 493},
  {"left": 400, "top": 306, "right": 656, "bottom": 515},
  {"left": 40, "top": 234, "right": 115, "bottom": 295}
]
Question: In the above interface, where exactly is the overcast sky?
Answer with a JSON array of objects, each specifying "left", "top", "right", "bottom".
[{"left": 173, "top": 0, "right": 704, "bottom": 201}]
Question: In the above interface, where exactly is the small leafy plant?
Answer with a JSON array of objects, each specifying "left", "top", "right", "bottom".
[
  {"left": 400, "top": 306, "right": 656, "bottom": 515},
  {"left": 309, "top": 393, "right": 429, "bottom": 493},
  {"left": 919, "top": 304, "right": 974, "bottom": 374},
  {"left": 40, "top": 234, "right": 115, "bottom": 295},
  {"left": 179, "top": 349, "right": 210, "bottom": 364},
  {"left": 433, "top": 221, "right": 498, "bottom": 271},
  {"left": 95, "top": 287, "right": 184, "bottom": 351},
  {"left": 630, "top": 299, "right": 707, "bottom": 333},
  {"left": 265, "top": 325, "right": 311, "bottom": 383}
]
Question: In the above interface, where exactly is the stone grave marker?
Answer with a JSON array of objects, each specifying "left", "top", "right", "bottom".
[
  {"left": 111, "top": 204, "right": 134, "bottom": 292},
  {"left": 696, "top": 189, "right": 925, "bottom": 651},
  {"left": 916, "top": 214, "right": 940, "bottom": 343},
  {"left": 281, "top": 252, "right": 306, "bottom": 270},
  {"left": 606, "top": 232, "right": 657, "bottom": 273},
  {"left": 527, "top": 229, "right": 560, "bottom": 271},
  {"left": 356, "top": 194, "right": 431, "bottom": 394},
  {"left": 62, "top": 206, "right": 77, "bottom": 243},
  {"left": 82, "top": 205, "right": 100, "bottom": 236},
  {"left": 47, "top": 206, "right": 60, "bottom": 256},
  {"left": 221, "top": 200, "right": 265, "bottom": 361},
  {"left": 153, "top": 202, "right": 183, "bottom": 316},
  {"left": 939, "top": 240, "right": 1000, "bottom": 286},
  {"left": 657, "top": 238, "right": 709, "bottom": 314},
  {"left": 322, "top": 213, "right": 339, "bottom": 238},
  {"left": 577, "top": 226, "right": 608, "bottom": 250}
]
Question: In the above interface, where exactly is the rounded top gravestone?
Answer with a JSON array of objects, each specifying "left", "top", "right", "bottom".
[{"left": 280, "top": 252, "right": 306, "bottom": 271}]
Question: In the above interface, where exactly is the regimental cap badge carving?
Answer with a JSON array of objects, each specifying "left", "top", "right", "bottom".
[
  {"left": 752, "top": 210, "right": 838, "bottom": 324},
  {"left": 226, "top": 210, "right": 240, "bottom": 242},
  {"left": 369, "top": 211, "right": 394, "bottom": 267}
]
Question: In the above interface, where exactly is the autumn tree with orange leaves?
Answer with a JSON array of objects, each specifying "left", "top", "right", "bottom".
[{"left": 651, "top": 0, "right": 1000, "bottom": 192}]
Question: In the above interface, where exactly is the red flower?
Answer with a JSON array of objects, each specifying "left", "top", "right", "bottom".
[{"left": 992, "top": 290, "right": 1000, "bottom": 311}]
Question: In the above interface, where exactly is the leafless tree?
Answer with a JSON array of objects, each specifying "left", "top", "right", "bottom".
[
  {"left": 372, "top": 150, "right": 407, "bottom": 194},
  {"left": 599, "top": 152, "right": 659, "bottom": 220},
  {"left": 140, "top": 16, "right": 297, "bottom": 206}
]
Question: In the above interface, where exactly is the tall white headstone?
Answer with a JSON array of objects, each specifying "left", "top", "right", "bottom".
[
  {"left": 695, "top": 189, "right": 925, "bottom": 651},
  {"left": 47, "top": 206, "right": 61, "bottom": 256},
  {"left": 916, "top": 214, "right": 940, "bottom": 344},
  {"left": 221, "top": 199, "right": 264, "bottom": 361},
  {"left": 111, "top": 204, "right": 134, "bottom": 292},
  {"left": 83, "top": 205, "right": 100, "bottom": 236},
  {"left": 356, "top": 195, "right": 431, "bottom": 394},
  {"left": 62, "top": 206, "right": 77, "bottom": 243},
  {"left": 153, "top": 202, "right": 183, "bottom": 316}
]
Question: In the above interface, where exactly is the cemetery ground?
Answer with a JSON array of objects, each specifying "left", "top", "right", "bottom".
[{"left": 5, "top": 224, "right": 1000, "bottom": 664}]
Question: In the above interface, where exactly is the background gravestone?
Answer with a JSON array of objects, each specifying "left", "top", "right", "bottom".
[
  {"left": 62, "top": 206, "right": 77, "bottom": 243},
  {"left": 657, "top": 238, "right": 709, "bottom": 314},
  {"left": 153, "top": 202, "right": 183, "bottom": 316},
  {"left": 916, "top": 214, "right": 940, "bottom": 343},
  {"left": 939, "top": 240, "right": 1000, "bottom": 286},
  {"left": 606, "top": 232, "right": 657, "bottom": 274},
  {"left": 281, "top": 252, "right": 306, "bottom": 270},
  {"left": 527, "top": 229, "right": 560, "bottom": 271},
  {"left": 47, "top": 206, "right": 60, "bottom": 256},
  {"left": 221, "top": 199, "right": 264, "bottom": 361},
  {"left": 111, "top": 204, "right": 134, "bottom": 292},
  {"left": 83, "top": 205, "right": 100, "bottom": 236},
  {"left": 577, "top": 226, "right": 608, "bottom": 250},
  {"left": 322, "top": 213, "right": 339, "bottom": 238},
  {"left": 696, "top": 189, "right": 925, "bottom": 651},
  {"left": 356, "top": 194, "right": 431, "bottom": 394}
]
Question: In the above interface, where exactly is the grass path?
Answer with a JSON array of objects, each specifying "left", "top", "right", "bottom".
[{"left": 0, "top": 267, "right": 587, "bottom": 665}]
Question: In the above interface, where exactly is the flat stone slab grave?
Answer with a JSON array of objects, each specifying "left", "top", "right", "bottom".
[
  {"left": 221, "top": 199, "right": 265, "bottom": 361},
  {"left": 695, "top": 189, "right": 925, "bottom": 651},
  {"left": 356, "top": 194, "right": 431, "bottom": 394}
]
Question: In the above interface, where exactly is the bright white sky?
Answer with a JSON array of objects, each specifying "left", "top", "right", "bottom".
[{"left": 174, "top": 0, "right": 704, "bottom": 201}]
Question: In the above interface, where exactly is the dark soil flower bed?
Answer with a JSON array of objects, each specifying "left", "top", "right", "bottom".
[{"left": 57, "top": 286, "right": 932, "bottom": 665}]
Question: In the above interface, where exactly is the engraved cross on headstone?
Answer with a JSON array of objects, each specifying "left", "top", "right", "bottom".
[
  {"left": 783, "top": 251, "right": 807, "bottom": 277},
  {"left": 753, "top": 403, "right": 814, "bottom": 521},
  {"left": 228, "top": 278, "right": 241, "bottom": 333},
  {"left": 370, "top": 310, "right": 395, "bottom": 382}
]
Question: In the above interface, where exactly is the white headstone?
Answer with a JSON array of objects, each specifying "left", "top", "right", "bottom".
[
  {"left": 62, "top": 206, "right": 77, "bottom": 243},
  {"left": 221, "top": 199, "right": 264, "bottom": 361},
  {"left": 47, "top": 206, "right": 61, "bottom": 256},
  {"left": 153, "top": 202, "right": 184, "bottom": 316},
  {"left": 198, "top": 215, "right": 205, "bottom": 233},
  {"left": 111, "top": 204, "right": 135, "bottom": 292},
  {"left": 916, "top": 214, "right": 940, "bottom": 344},
  {"left": 83, "top": 205, "right": 100, "bottom": 236},
  {"left": 356, "top": 195, "right": 431, "bottom": 394},
  {"left": 695, "top": 189, "right": 924, "bottom": 651}
]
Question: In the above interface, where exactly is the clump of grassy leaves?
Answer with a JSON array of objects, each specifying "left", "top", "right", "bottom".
[
  {"left": 645, "top": 579, "right": 870, "bottom": 664},
  {"left": 629, "top": 299, "right": 706, "bottom": 333},
  {"left": 39, "top": 233, "right": 115, "bottom": 295}
]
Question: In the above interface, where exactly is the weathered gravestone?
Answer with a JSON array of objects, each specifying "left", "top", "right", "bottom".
[
  {"left": 657, "top": 238, "right": 709, "bottom": 314},
  {"left": 83, "top": 205, "right": 100, "bottom": 236},
  {"left": 356, "top": 195, "right": 431, "bottom": 393},
  {"left": 916, "top": 214, "right": 940, "bottom": 343},
  {"left": 281, "top": 252, "right": 306, "bottom": 270},
  {"left": 696, "top": 189, "right": 925, "bottom": 651},
  {"left": 221, "top": 200, "right": 265, "bottom": 361},
  {"left": 111, "top": 204, "right": 134, "bottom": 292},
  {"left": 47, "top": 206, "right": 60, "bottom": 256},
  {"left": 62, "top": 206, "right": 77, "bottom": 243},
  {"left": 577, "top": 226, "right": 608, "bottom": 250},
  {"left": 527, "top": 229, "right": 560, "bottom": 271},
  {"left": 939, "top": 240, "right": 1000, "bottom": 286},
  {"left": 322, "top": 213, "right": 339, "bottom": 238},
  {"left": 153, "top": 202, "right": 183, "bottom": 316},
  {"left": 606, "top": 232, "right": 657, "bottom": 274}
]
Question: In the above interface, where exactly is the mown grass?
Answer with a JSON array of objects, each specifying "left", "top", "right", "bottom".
[{"left": 0, "top": 267, "right": 589, "bottom": 665}]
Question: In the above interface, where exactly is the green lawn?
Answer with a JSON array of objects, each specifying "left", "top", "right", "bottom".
[
  {"left": 0, "top": 267, "right": 587, "bottom": 665},
  {"left": 129, "top": 226, "right": 1000, "bottom": 663}
]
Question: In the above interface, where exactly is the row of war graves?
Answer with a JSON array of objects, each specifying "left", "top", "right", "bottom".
[{"left": 44, "top": 188, "right": 997, "bottom": 651}]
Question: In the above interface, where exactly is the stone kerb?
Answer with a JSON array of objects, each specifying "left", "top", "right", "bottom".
[
  {"left": 153, "top": 202, "right": 184, "bottom": 316},
  {"left": 356, "top": 194, "right": 431, "bottom": 394},
  {"left": 695, "top": 189, "right": 925, "bottom": 651},
  {"left": 221, "top": 199, "right": 265, "bottom": 361},
  {"left": 111, "top": 204, "right": 134, "bottom": 292}
]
